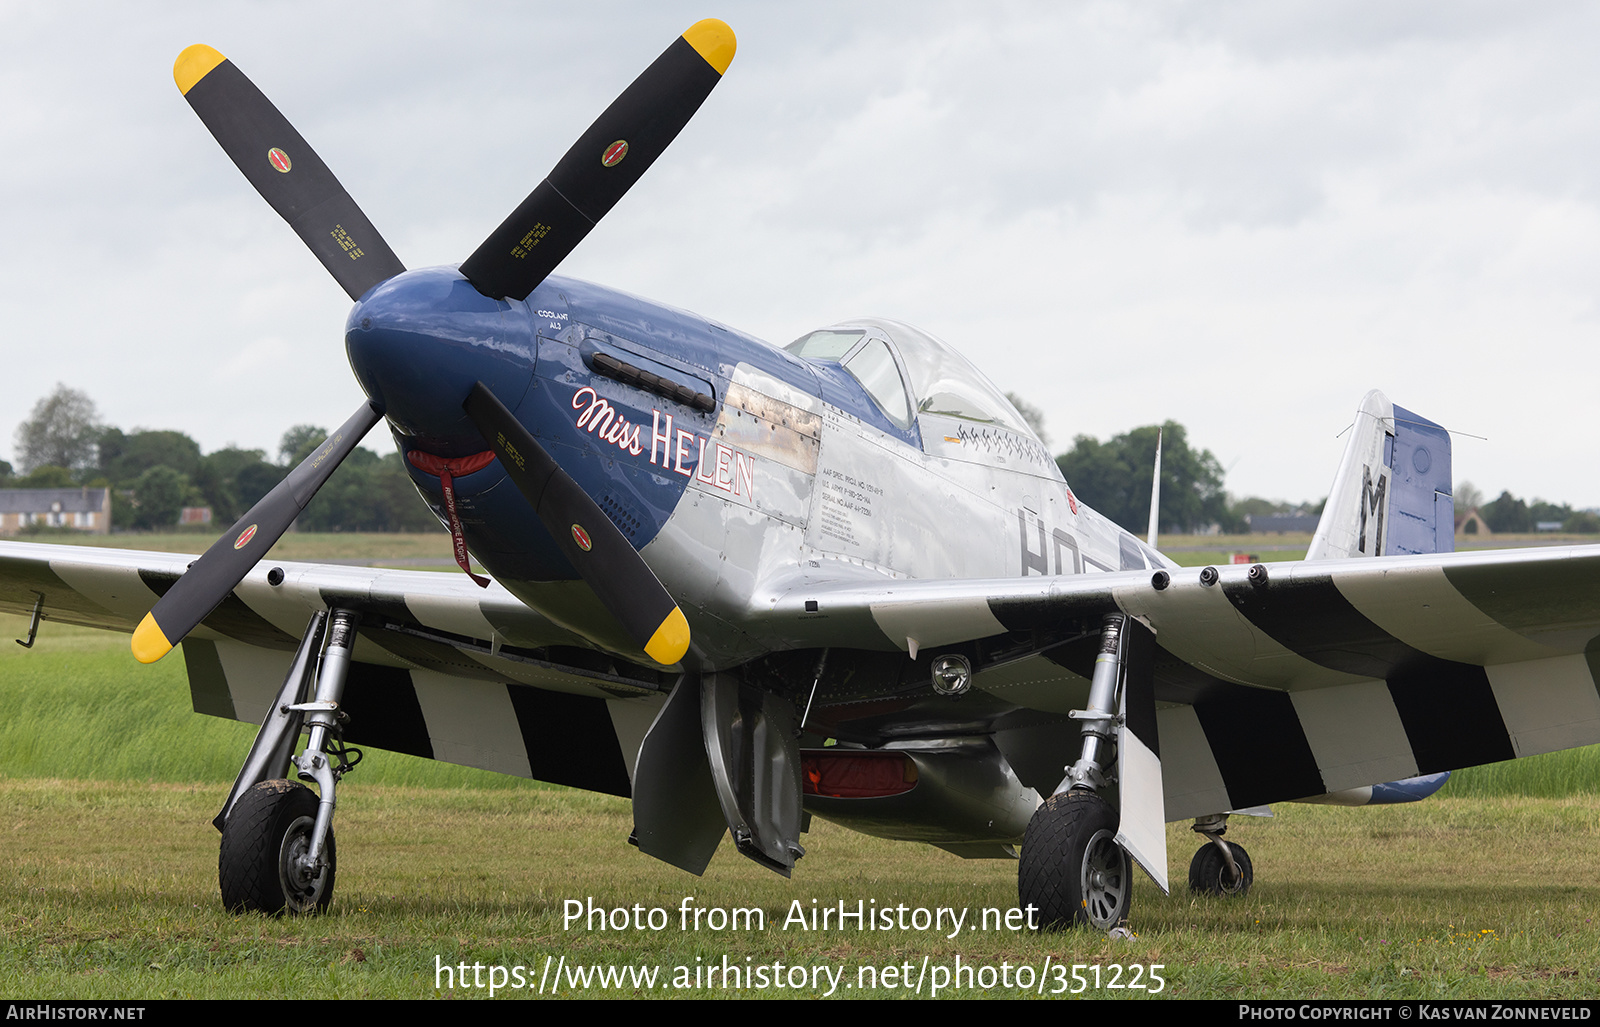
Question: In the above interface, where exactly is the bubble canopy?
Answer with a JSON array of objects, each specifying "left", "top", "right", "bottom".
[{"left": 786, "top": 318, "right": 1034, "bottom": 439}]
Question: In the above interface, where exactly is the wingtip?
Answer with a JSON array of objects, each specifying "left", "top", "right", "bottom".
[
  {"left": 683, "top": 19, "right": 736, "bottom": 76},
  {"left": 643, "top": 606, "right": 691, "bottom": 666},
  {"left": 174, "top": 44, "right": 226, "bottom": 95},
  {"left": 132, "top": 611, "right": 174, "bottom": 664}
]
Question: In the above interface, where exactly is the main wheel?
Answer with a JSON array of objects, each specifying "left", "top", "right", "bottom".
[
  {"left": 219, "top": 779, "right": 336, "bottom": 915},
  {"left": 1188, "top": 838, "right": 1252, "bottom": 897},
  {"left": 1018, "top": 791, "right": 1133, "bottom": 930}
]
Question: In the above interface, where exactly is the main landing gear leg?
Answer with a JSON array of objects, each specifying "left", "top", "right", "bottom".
[
  {"left": 218, "top": 608, "right": 363, "bottom": 914},
  {"left": 1019, "top": 613, "right": 1134, "bottom": 931},
  {"left": 1188, "top": 813, "right": 1253, "bottom": 897}
]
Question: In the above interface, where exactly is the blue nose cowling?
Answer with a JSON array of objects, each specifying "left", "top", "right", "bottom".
[{"left": 345, "top": 266, "right": 537, "bottom": 456}]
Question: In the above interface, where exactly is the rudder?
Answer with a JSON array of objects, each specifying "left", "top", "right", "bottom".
[{"left": 1307, "top": 389, "right": 1453, "bottom": 560}]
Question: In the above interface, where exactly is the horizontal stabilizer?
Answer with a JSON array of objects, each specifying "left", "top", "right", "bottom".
[{"left": 1294, "top": 772, "right": 1451, "bottom": 807}]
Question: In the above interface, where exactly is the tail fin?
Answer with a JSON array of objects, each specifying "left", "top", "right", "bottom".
[{"left": 1307, "top": 389, "right": 1454, "bottom": 560}]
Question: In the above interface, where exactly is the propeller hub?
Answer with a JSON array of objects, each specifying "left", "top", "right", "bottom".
[{"left": 345, "top": 266, "right": 536, "bottom": 454}]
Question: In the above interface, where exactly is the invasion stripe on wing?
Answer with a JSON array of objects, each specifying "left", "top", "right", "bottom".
[{"left": 1220, "top": 574, "right": 1515, "bottom": 772}]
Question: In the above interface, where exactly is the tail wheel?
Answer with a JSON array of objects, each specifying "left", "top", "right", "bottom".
[
  {"left": 219, "top": 779, "right": 335, "bottom": 915},
  {"left": 1018, "top": 790, "right": 1133, "bottom": 931},
  {"left": 1188, "top": 839, "right": 1252, "bottom": 897}
]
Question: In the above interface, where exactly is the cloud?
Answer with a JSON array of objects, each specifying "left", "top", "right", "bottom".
[{"left": 4, "top": 1, "right": 1598, "bottom": 505}]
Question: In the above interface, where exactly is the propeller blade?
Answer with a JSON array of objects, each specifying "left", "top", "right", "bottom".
[
  {"left": 174, "top": 45, "right": 407, "bottom": 300},
  {"left": 462, "top": 382, "right": 690, "bottom": 665},
  {"left": 132, "top": 402, "right": 383, "bottom": 663},
  {"left": 458, "top": 19, "right": 736, "bottom": 301}
]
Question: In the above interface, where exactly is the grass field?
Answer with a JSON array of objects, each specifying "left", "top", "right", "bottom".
[
  {"left": 4, "top": 534, "right": 1600, "bottom": 999},
  {"left": 1157, "top": 531, "right": 1597, "bottom": 568},
  {"left": 8, "top": 779, "right": 1597, "bottom": 999},
  {"left": 10, "top": 529, "right": 454, "bottom": 566}
]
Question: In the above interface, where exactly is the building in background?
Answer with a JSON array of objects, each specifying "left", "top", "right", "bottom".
[
  {"left": 1247, "top": 514, "right": 1320, "bottom": 534},
  {"left": 0, "top": 487, "right": 111, "bottom": 535}
]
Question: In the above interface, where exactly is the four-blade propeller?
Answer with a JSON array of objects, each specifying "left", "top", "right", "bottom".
[{"left": 136, "top": 21, "right": 735, "bottom": 666}]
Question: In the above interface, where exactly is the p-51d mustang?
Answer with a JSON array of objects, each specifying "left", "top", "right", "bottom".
[{"left": 5, "top": 20, "right": 1600, "bottom": 928}]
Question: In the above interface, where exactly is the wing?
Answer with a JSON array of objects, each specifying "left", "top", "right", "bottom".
[
  {"left": 749, "top": 545, "right": 1600, "bottom": 821},
  {"left": 0, "top": 540, "right": 673, "bottom": 797}
]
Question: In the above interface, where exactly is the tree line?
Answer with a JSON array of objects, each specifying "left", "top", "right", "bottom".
[
  {"left": 1001, "top": 394, "right": 1330, "bottom": 534},
  {"left": 1466, "top": 487, "right": 1600, "bottom": 534},
  {"left": 4, "top": 384, "right": 1304, "bottom": 536},
  {"left": 12, "top": 383, "right": 1583, "bottom": 537},
  {"left": 5, "top": 384, "right": 441, "bottom": 534}
]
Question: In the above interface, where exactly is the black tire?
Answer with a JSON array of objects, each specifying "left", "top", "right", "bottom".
[
  {"left": 219, "top": 779, "right": 336, "bottom": 915},
  {"left": 1018, "top": 791, "right": 1133, "bottom": 931},
  {"left": 1188, "top": 838, "right": 1252, "bottom": 897}
]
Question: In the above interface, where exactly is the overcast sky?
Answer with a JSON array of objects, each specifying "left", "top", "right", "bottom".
[{"left": 4, "top": 2, "right": 1598, "bottom": 508}]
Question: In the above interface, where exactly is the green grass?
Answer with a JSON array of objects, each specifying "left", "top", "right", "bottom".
[
  {"left": 4, "top": 781, "right": 1599, "bottom": 999},
  {"left": 1159, "top": 533, "right": 1312, "bottom": 568},
  {"left": 1442, "top": 748, "right": 1600, "bottom": 799},
  {"left": 8, "top": 530, "right": 452, "bottom": 564},
  {"left": 1152, "top": 531, "right": 1600, "bottom": 568}
]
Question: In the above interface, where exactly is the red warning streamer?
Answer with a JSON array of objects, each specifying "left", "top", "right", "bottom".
[{"left": 406, "top": 449, "right": 497, "bottom": 588}]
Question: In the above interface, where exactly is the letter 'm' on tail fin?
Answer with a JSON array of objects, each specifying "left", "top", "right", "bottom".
[{"left": 1307, "top": 389, "right": 1454, "bottom": 560}]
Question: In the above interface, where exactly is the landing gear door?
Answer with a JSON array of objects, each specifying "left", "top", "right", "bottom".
[
  {"left": 701, "top": 672, "right": 805, "bottom": 877},
  {"left": 1114, "top": 616, "right": 1168, "bottom": 894}
]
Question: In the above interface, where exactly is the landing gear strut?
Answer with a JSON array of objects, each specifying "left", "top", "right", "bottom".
[
  {"left": 1019, "top": 613, "right": 1135, "bottom": 931},
  {"left": 217, "top": 608, "right": 362, "bottom": 915}
]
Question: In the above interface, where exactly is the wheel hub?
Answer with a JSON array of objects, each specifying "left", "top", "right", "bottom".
[
  {"left": 1080, "top": 828, "right": 1130, "bottom": 929},
  {"left": 278, "top": 815, "right": 327, "bottom": 913}
]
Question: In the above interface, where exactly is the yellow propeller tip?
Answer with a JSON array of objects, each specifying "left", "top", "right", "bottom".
[
  {"left": 174, "top": 44, "right": 226, "bottom": 95},
  {"left": 643, "top": 606, "right": 691, "bottom": 666},
  {"left": 131, "top": 612, "right": 174, "bottom": 664},
  {"left": 683, "top": 19, "right": 736, "bottom": 76}
]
